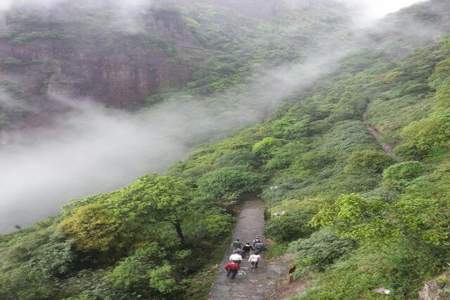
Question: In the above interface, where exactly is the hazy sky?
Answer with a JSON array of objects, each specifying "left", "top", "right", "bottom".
[
  {"left": 0, "top": 0, "right": 426, "bottom": 18},
  {"left": 352, "top": 0, "right": 425, "bottom": 18}
]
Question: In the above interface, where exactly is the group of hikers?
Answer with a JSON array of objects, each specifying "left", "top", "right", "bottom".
[{"left": 224, "top": 236, "right": 266, "bottom": 279}]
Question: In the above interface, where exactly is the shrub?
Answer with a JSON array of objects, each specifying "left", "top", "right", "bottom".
[
  {"left": 289, "top": 230, "right": 355, "bottom": 275},
  {"left": 401, "top": 110, "right": 450, "bottom": 156},
  {"left": 252, "top": 137, "right": 283, "bottom": 160},
  {"left": 265, "top": 213, "right": 314, "bottom": 242},
  {"left": 265, "top": 198, "right": 324, "bottom": 242},
  {"left": 196, "top": 167, "right": 263, "bottom": 206},
  {"left": 299, "top": 240, "right": 443, "bottom": 300},
  {"left": 382, "top": 161, "right": 425, "bottom": 190},
  {"left": 344, "top": 149, "right": 394, "bottom": 174}
]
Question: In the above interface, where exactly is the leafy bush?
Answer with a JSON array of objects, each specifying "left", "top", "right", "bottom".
[
  {"left": 252, "top": 137, "right": 283, "bottom": 160},
  {"left": 394, "top": 163, "right": 450, "bottom": 247},
  {"left": 108, "top": 243, "right": 180, "bottom": 298},
  {"left": 289, "top": 230, "right": 355, "bottom": 275},
  {"left": 265, "top": 198, "right": 325, "bottom": 242},
  {"left": 382, "top": 161, "right": 425, "bottom": 190},
  {"left": 344, "top": 149, "right": 394, "bottom": 174},
  {"left": 399, "top": 110, "right": 450, "bottom": 157},
  {"left": 299, "top": 240, "right": 443, "bottom": 300},
  {"left": 196, "top": 167, "right": 263, "bottom": 206},
  {"left": 265, "top": 213, "right": 314, "bottom": 243}
]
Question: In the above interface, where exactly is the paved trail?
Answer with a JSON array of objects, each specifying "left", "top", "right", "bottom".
[{"left": 209, "top": 199, "right": 291, "bottom": 300}]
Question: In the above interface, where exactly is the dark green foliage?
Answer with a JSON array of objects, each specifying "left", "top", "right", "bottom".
[
  {"left": 266, "top": 214, "right": 314, "bottom": 243},
  {"left": 289, "top": 230, "right": 355, "bottom": 275},
  {"left": 344, "top": 149, "right": 394, "bottom": 175},
  {"left": 382, "top": 161, "right": 425, "bottom": 190},
  {"left": 197, "top": 167, "right": 263, "bottom": 208},
  {"left": 298, "top": 240, "right": 444, "bottom": 300}
]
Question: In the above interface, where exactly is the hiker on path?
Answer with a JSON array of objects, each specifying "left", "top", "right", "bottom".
[
  {"left": 229, "top": 252, "right": 243, "bottom": 265},
  {"left": 232, "top": 238, "right": 242, "bottom": 249},
  {"left": 242, "top": 242, "right": 253, "bottom": 258},
  {"left": 252, "top": 236, "right": 262, "bottom": 248},
  {"left": 249, "top": 252, "right": 261, "bottom": 269},
  {"left": 225, "top": 261, "right": 240, "bottom": 279},
  {"left": 254, "top": 240, "right": 266, "bottom": 254}
]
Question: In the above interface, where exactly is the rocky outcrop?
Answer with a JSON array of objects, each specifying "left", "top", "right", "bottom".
[
  {"left": 0, "top": 7, "right": 199, "bottom": 112},
  {"left": 419, "top": 272, "right": 450, "bottom": 300}
]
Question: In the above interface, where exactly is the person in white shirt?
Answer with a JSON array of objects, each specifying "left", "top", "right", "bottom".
[
  {"left": 248, "top": 253, "right": 261, "bottom": 269},
  {"left": 229, "top": 252, "right": 243, "bottom": 265}
]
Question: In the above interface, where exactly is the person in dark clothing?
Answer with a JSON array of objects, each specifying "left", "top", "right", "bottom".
[
  {"left": 252, "top": 237, "right": 261, "bottom": 248},
  {"left": 254, "top": 241, "right": 266, "bottom": 253},
  {"left": 225, "top": 261, "right": 240, "bottom": 279},
  {"left": 242, "top": 242, "right": 253, "bottom": 258},
  {"left": 232, "top": 239, "right": 242, "bottom": 249}
]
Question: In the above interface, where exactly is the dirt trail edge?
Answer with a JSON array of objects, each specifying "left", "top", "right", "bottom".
[
  {"left": 209, "top": 199, "right": 292, "bottom": 300},
  {"left": 363, "top": 112, "right": 400, "bottom": 161}
]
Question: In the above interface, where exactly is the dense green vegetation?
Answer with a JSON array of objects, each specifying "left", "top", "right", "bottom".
[
  {"left": 173, "top": 35, "right": 450, "bottom": 298},
  {"left": 1, "top": 1, "right": 449, "bottom": 299}
]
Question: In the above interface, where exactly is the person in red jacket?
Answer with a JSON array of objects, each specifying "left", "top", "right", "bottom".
[{"left": 224, "top": 261, "right": 240, "bottom": 279}]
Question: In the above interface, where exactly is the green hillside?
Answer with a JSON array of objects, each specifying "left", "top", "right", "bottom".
[
  {"left": 0, "top": 0, "right": 449, "bottom": 299},
  {"left": 168, "top": 34, "right": 450, "bottom": 299}
]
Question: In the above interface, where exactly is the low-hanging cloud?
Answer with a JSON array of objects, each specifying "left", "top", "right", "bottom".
[
  {"left": 0, "top": 0, "right": 439, "bottom": 233},
  {"left": 0, "top": 43, "right": 352, "bottom": 233}
]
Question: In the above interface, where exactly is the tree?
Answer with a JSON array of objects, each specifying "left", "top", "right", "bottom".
[
  {"left": 196, "top": 167, "right": 262, "bottom": 208},
  {"left": 119, "top": 175, "right": 193, "bottom": 245},
  {"left": 58, "top": 203, "right": 122, "bottom": 252},
  {"left": 59, "top": 175, "right": 193, "bottom": 250}
]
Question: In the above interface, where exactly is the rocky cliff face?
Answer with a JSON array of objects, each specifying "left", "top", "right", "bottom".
[
  {"left": 0, "top": 7, "right": 198, "bottom": 112},
  {"left": 0, "top": 0, "right": 354, "bottom": 131}
]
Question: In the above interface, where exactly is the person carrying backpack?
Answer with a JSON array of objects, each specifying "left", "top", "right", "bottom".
[
  {"left": 242, "top": 242, "right": 253, "bottom": 258},
  {"left": 229, "top": 252, "right": 243, "bottom": 265},
  {"left": 225, "top": 261, "right": 240, "bottom": 279},
  {"left": 252, "top": 236, "right": 261, "bottom": 248},
  {"left": 249, "top": 253, "right": 261, "bottom": 269},
  {"left": 254, "top": 241, "right": 266, "bottom": 253},
  {"left": 232, "top": 238, "right": 242, "bottom": 250}
]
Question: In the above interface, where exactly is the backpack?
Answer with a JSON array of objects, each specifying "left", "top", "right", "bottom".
[
  {"left": 232, "top": 240, "right": 242, "bottom": 249},
  {"left": 254, "top": 242, "right": 265, "bottom": 251}
]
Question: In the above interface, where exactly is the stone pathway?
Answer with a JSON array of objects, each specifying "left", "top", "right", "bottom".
[{"left": 209, "top": 199, "right": 291, "bottom": 300}]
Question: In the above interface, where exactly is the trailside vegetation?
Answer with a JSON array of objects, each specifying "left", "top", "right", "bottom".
[{"left": 0, "top": 1, "right": 449, "bottom": 299}]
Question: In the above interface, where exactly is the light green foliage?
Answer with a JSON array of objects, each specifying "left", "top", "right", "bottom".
[
  {"left": 394, "top": 163, "right": 450, "bottom": 247},
  {"left": 252, "top": 137, "right": 283, "bottom": 160},
  {"left": 59, "top": 203, "right": 121, "bottom": 252},
  {"left": 382, "top": 161, "right": 425, "bottom": 190},
  {"left": 60, "top": 175, "right": 193, "bottom": 250},
  {"left": 312, "top": 194, "right": 393, "bottom": 242},
  {"left": 298, "top": 240, "right": 443, "bottom": 300},
  {"left": 400, "top": 110, "right": 450, "bottom": 157},
  {"left": 148, "top": 264, "right": 178, "bottom": 294}
]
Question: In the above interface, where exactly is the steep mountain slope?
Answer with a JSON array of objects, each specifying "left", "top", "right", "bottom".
[
  {"left": 0, "top": 0, "right": 350, "bottom": 131},
  {"left": 0, "top": 0, "right": 449, "bottom": 300}
]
